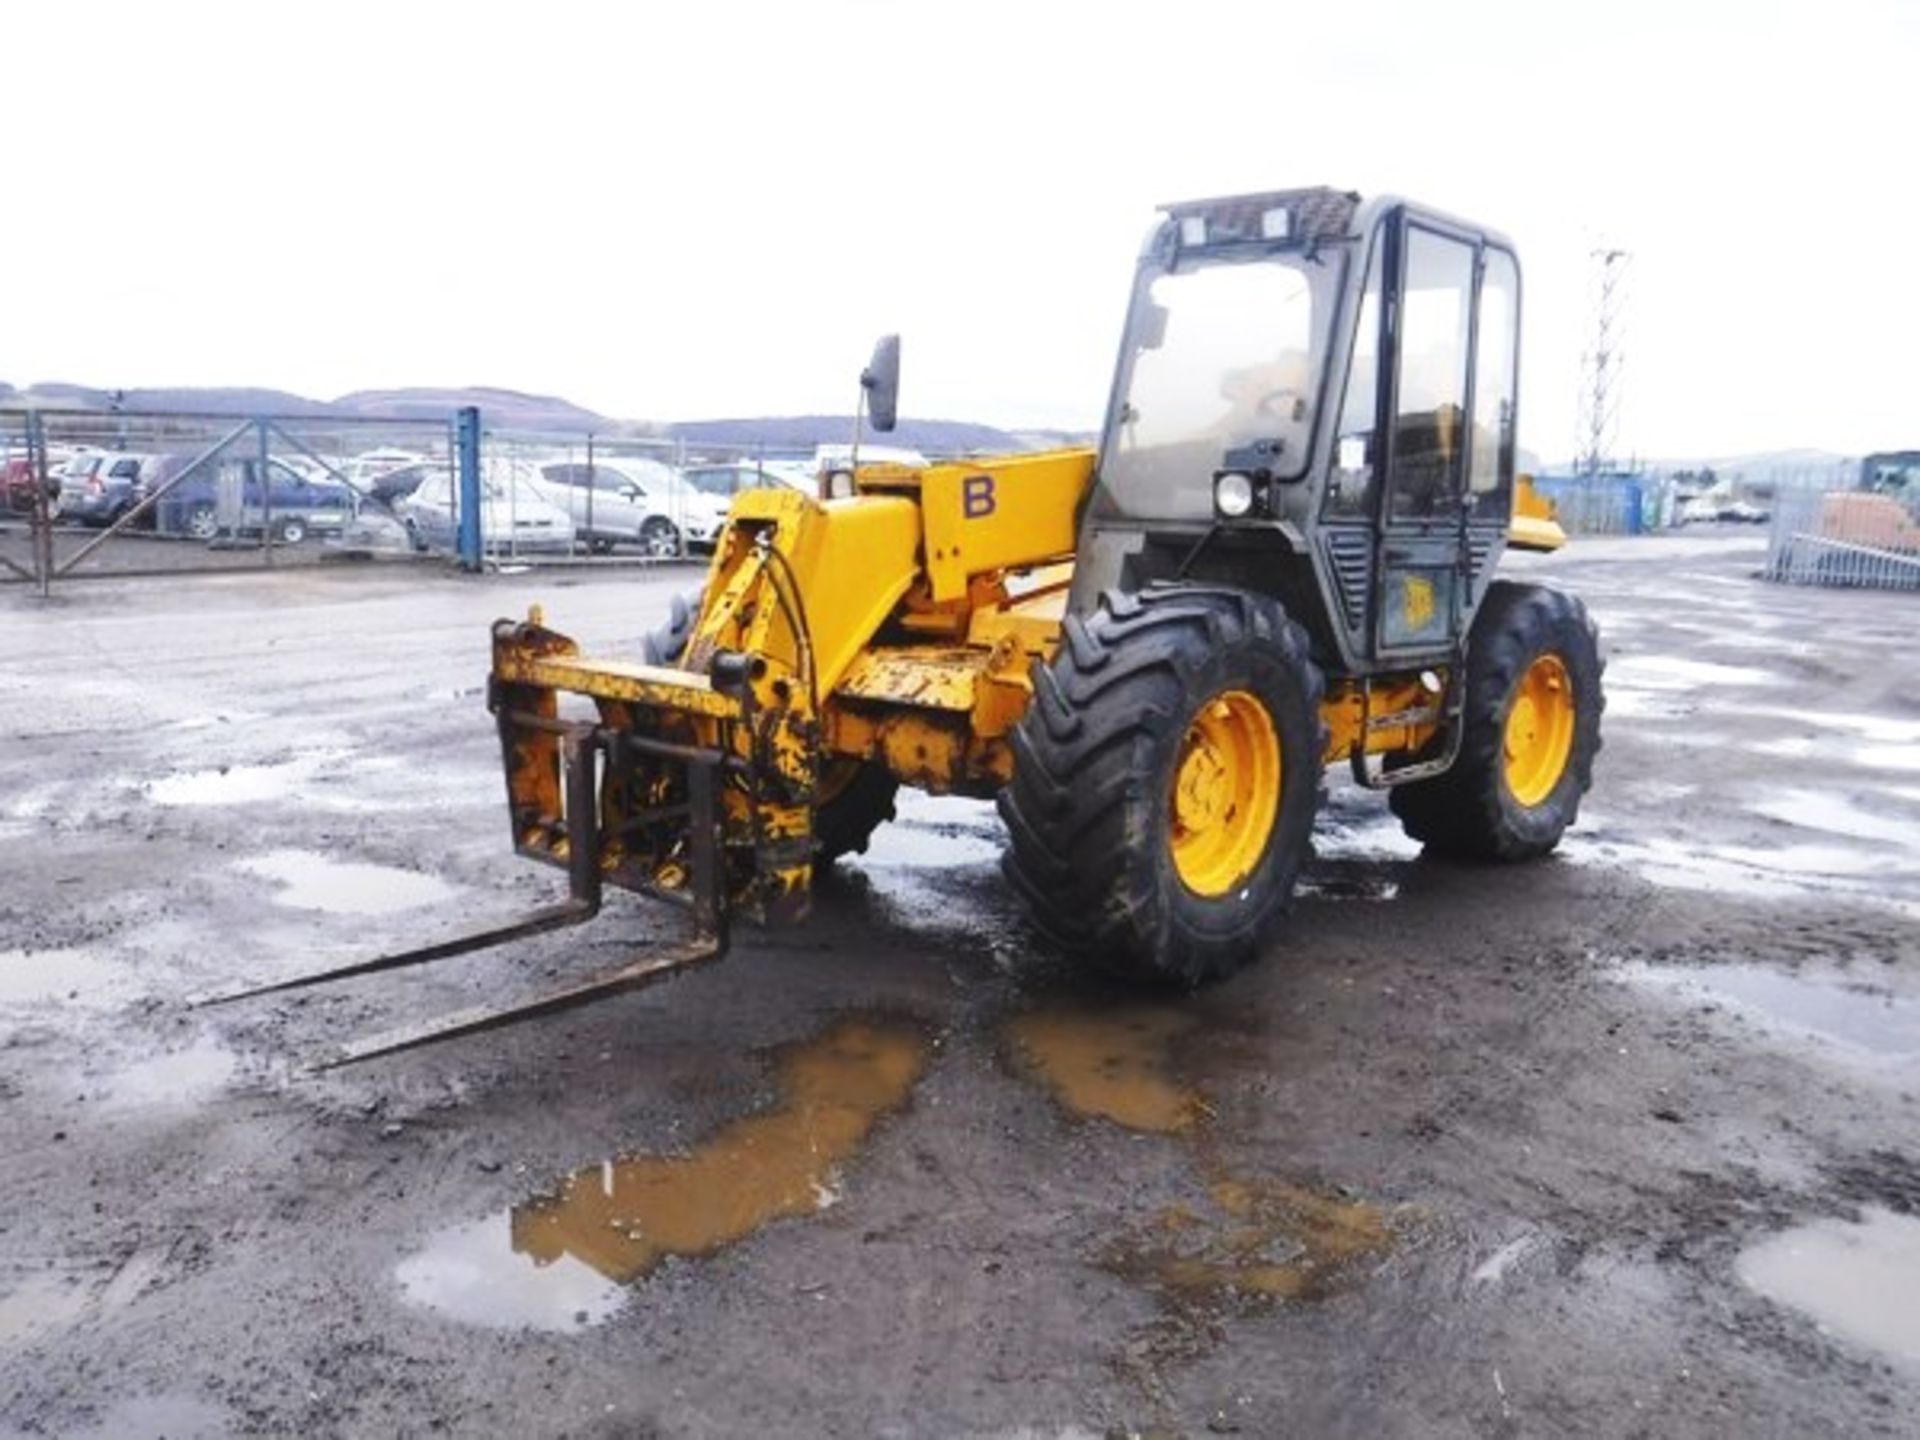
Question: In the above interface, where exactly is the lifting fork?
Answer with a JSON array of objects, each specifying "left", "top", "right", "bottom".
[{"left": 196, "top": 728, "right": 730, "bottom": 1071}]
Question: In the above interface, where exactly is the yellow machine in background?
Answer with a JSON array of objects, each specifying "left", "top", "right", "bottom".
[{"left": 224, "top": 188, "right": 1602, "bottom": 1065}]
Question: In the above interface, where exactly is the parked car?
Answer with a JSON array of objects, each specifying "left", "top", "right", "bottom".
[
  {"left": 4, "top": 457, "right": 60, "bottom": 514},
  {"left": 57, "top": 451, "right": 189, "bottom": 528},
  {"left": 393, "top": 465, "right": 576, "bottom": 556},
  {"left": 525, "top": 458, "right": 726, "bottom": 556},
  {"left": 680, "top": 461, "right": 813, "bottom": 498},
  {"left": 156, "top": 457, "right": 357, "bottom": 543}
]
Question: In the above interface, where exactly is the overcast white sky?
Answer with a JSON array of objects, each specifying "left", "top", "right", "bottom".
[{"left": 6, "top": 1, "right": 1914, "bottom": 461}]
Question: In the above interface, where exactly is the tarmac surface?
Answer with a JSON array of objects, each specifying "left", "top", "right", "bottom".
[{"left": 1, "top": 532, "right": 1916, "bottom": 1438}]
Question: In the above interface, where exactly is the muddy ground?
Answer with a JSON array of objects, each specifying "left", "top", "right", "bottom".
[{"left": 0, "top": 533, "right": 1915, "bottom": 1438}]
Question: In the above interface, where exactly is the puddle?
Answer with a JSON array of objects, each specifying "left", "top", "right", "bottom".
[
  {"left": 1008, "top": 1008, "right": 1202, "bottom": 1134},
  {"left": 1739, "top": 1207, "right": 1920, "bottom": 1369},
  {"left": 395, "top": 1214, "right": 626, "bottom": 1334},
  {"left": 1101, "top": 1176, "right": 1396, "bottom": 1306},
  {"left": 148, "top": 757, "right": 320, "bottom": 806},
  {"left": 399, "top": 1017, "right": 929, "bottom": 1330},
  {"left": 1297, "top": 870, "right": 1401, "bottom": 902},
  {"left": 1738, "top": 708, "right": 1920, "bottom": 748},
  {"left": 236, "top": 850, "right": 457, "bottom": 916},
  {"left": 1748, "top": 790, "right": 1920, "bottom": 851},
  {"left": 1563, "top": 830, "right": 1916, "bottom": 912},
  {"left": 1607, "top": 655, "right": 1780, "bottom": 690},
  {"left": 1314, "top": 811, "right": 1424, "bottom": 862},
  {"left": 1627, "top": 963, "right": 1920, "bottom": 1078},
  {"left": 101, "top": 1039, "right": 238, "bottom": 1108},
  {"left": 0, "top": 948, "right": 126, "bottom": 1007},
  {"left": 1856, "top": 745, "right": 1920, "bottom": 774},
  {"left": 1603, "top": 687, "right": 1697, "bottom": 721},
  {"left": 0, "top": 1272, "right": 94, "bottom": 1348}
]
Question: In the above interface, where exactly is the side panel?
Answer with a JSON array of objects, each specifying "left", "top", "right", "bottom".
[{"left": 920, "top": 448, "right": 1094, "bottom": 603}]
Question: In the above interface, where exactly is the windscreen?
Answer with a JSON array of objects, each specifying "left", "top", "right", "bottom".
[{"left": 1099, "top": 250, "right": 1340, "bottom": 518}]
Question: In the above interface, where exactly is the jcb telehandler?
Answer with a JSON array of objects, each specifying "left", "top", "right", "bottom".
[{"left": 220, "top": 188, "right": 1603, "bottom": 1066}]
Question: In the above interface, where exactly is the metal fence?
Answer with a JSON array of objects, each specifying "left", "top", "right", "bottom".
[
  {"left": 0, "top": 408, "right": 816, "bottom": 589},
  {"left": 0, "top": 408, "right": 464, "bottom": 590},
  {"left": 1529, "top": 473, "right": 1658, "bottom": 535},
  {"left": 1764, "top": 489, "right": 1920, "bottom": 591}
]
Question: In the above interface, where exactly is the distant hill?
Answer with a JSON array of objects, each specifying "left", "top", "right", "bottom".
[
  {"left": 0, "top": 383, "right": 620, "bottom": 433},
  {"left": 666, "top": 414, "right": 1034, "bottom": 456},
  {"left": 333, "top": 387, "right": 618, "bottom": 432}
]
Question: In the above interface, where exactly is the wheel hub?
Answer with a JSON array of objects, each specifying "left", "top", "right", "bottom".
[
  {"left": 1169, "top": 691, "right": 1282, "bottom": 897},
  {"left": 1502, "top": 653, "right": 1575, "bottom": 807}
]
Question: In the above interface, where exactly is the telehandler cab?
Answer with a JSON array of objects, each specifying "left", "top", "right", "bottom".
[{"left": 217, "top": 187, "right": 1603, "bottom": 1066}]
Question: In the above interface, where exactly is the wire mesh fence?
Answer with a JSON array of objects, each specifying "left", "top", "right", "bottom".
[
  {"left": 1764, "top": 489, "right": 1920, "bottom": 591},
  {"left": 0, "top": 406, "right": 852, "bottom": 587},
  {"left": 0, "top": 409, "right": 459, "bottom": 586}
]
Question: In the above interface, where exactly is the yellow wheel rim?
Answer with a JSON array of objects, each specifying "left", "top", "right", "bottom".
[
  {"left": 1503, "top": 653, "right": 1576, "bottom": 807},
  {"left": 1169, "top": 690, "right": 1283, "bottom": 897}
]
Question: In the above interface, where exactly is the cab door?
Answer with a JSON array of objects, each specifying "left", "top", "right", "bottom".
[{"left": 1372, "top": 215, "right": 1480, "bottom": 659}]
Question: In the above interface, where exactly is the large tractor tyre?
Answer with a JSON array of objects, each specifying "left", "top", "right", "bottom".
[
  {"left": 999, "top": 585, "right": 1326, "bottom": 987},
  {"left": 639, "top": 589, "right": 898, "bottom": 865},
  {"left": 1389, "top": 580, "right": 1604, "bottom": 861},
  {"left": 812, "top": 760, "right": 899, "bottom": 864}
]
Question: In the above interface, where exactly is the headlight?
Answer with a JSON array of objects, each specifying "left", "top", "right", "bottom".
[
  {"left": 826, "top": 469, "right": 855, "bottom": 499},
  {"left": 1214, "top": 471, "right": 1256, "bottom": 518}
]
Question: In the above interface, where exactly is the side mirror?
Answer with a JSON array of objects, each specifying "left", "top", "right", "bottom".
[{"left": 861, "top": 334, "right": 901, "bottom": 433}]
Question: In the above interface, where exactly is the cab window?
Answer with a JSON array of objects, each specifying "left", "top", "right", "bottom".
[
  {"left": 1469, "top": 248, "right": 1519, "bottom": 504},
  {"left": 1387, "top": 228, "right": 1475, "bottom": 520}
]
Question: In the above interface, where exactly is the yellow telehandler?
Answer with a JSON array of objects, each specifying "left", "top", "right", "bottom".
[{"left": 219, "top": 188, "right": 1602, "bottom": 1065}]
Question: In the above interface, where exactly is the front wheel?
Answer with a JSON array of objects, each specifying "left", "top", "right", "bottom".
[
  {"left": 275, "top": 517, "right": 307, "bottom": 544},
  {"left": 639, "top": 517, "right": 681, "bottom": 558},
  {"left": 1389, "top": 580, "right": 1604, "bottom": 860},
  {"left": 186, "top": 503, "right": 219, "bottom": 540},
  {"left": 1000, "top": 585, "right": 1325, "bottom": 986}
]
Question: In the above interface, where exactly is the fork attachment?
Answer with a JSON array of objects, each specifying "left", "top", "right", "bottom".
[{"left": 199, "top": 724, "right": 730, "bottom": 1069}]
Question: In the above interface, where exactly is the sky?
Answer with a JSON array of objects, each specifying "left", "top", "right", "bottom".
[{"left": 5, "top": 0, "right": 1915, "bottom": 462}]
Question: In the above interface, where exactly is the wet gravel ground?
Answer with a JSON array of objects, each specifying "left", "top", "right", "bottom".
[{"left": 1, "top": 533, "right": 1916, "bottom": 1438}]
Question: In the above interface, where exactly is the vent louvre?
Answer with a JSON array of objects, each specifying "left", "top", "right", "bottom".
[{"left": 1324, "top": 531, "right": 1372, "bottom": 632}]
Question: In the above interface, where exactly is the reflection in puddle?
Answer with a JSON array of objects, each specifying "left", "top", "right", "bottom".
[
  {"left": 1748, "top": 790, "right": 1920, "bottom": 852},
  {"left": 1009, "top": 1008, "right": 1201, "bottom": 1134},
  {"left": 1103, "top": 1177, "right": 1395, "bottom": 1305},
  {"left": 1607, "top": 655, "right": 1779, "bottom": 690},
  {"left": 1314, "top": 811, "right": 1424, "bottom": 862},
  {"left": 399, "top": 1018, "right": 929, "bottom": 1331},
  {"left": 236, "top": 850, "right": 457, "bottom": 916},
  {"left": 396, "top": 1215, "right": 625, "bottom": 1334},
  {"left": 1563, "top": 829, "right": 1915, "bottom": 911},
  {"left": 0, "top": 948, "right": 124, "bottom": 1007},
  {"left": 148, "top": 757, "right": 325, "bottom": 806},
  {"left": 1739, "top": 1207, "right": 1920, "bottom": 1369},
  {"left": 1628, "top": 963, "right": 1919, "bottom": 1077}
]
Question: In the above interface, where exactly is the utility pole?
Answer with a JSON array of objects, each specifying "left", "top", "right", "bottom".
[{"left": 1577, "top": 247, "right": 1630, "bottom": 476}]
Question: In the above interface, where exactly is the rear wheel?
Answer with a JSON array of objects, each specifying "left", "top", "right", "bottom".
[
  {"left": 186, "top": 503, "right": 218, "bottom": 540},
  {"left": 1000, "top": 585, "right": 1325, "bottom": 986},
  {"left": 275, "top": 517, "right": 307, "bottom": 544},
  {"left": 1389, "top": 580, "right": 1603, "bottom": 860}
]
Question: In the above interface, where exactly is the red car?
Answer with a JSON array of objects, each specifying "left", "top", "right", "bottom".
[{"left": 3, "top": 457, "right": 59, "bottom": 515}]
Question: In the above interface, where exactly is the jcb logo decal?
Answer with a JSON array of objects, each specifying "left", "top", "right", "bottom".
[
  {"left": 963, "top": 474, "right": 997, "bottom": 519},
  {"left": 1402, "top": 576, "right": 1436, "bottom": 630}
]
